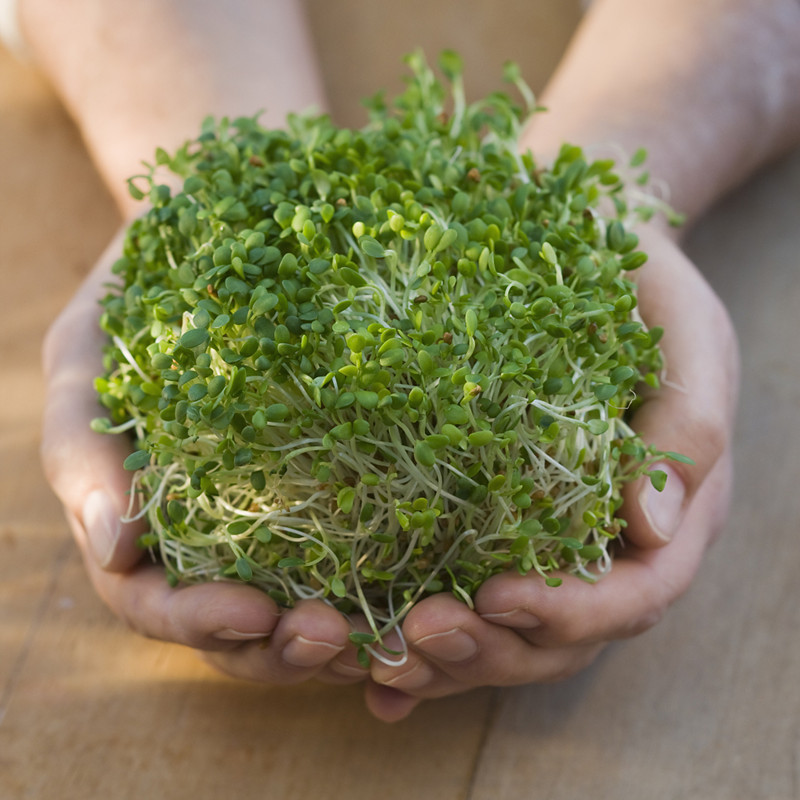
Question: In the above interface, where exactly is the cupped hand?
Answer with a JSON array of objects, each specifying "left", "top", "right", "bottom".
[
  {"left": 364, "top": 225, "right": 739, "bottom": 722},
  {"left": 41, "top": 224, "right": 738, "bottom": 721},
  {"left": 41, "top": 228, "right": 358, "bottom": 687}
]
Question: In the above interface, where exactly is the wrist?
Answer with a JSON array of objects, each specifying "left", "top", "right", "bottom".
[
  {"left": 521, "top": 0, "right": 800, "bottom": 230},
  {"left": 18, "top": 0, "right": 328, "bottom": 214}
]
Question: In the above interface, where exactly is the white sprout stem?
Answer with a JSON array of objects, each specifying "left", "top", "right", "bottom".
[{"left": 112, "top": 335, "right": 149, "bottom": 382}]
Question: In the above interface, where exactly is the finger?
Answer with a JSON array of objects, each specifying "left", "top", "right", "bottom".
[
  {"left": 71, "top": 501, "right": 359, "bottom": 683},
  {"left": 201, "top": 599, "right": 353, "bottom": 685},
  {"left": 368, "top": 625, "right": 442, "bottom": 693},
  {"left": 363, "top": 680, "right": 424, "bottom": 723},
  {"left": 476, "top": 452, "right": 733, "bottom": 647},
  {"left": 323, "top": 613, "right": 375, "bottom": 685},
  {"left": 67, "top": 504, "right": 280, "bottom": 649},
  {"left": 367, "top": 625, "right": 472, "bottom": 702},
  {"left": 396, "top": 594, "right": 604, "bottom": 688},
  {"left": 622, "top": 229, "right": 739, "bottom": 547},
  {"left": 41, "top": 229, "right": 145, "bottom": 571}
]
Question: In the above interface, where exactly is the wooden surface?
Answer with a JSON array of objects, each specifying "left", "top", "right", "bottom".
[{"left": 2, "top": 4, "right": 800, "bottom": 797}]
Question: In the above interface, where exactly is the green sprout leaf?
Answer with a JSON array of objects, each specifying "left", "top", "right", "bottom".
[
  {"left": 360, "top": 236, "right": 386, "bottom": 258},
  {"left": 349, "top": 632, "right": 377, "bottom": 646},
  {"left": 630, "top": 147, "right": 648, "bottom": 167},
  {"left": 664, "top": 451, "right": 695, "bottom": 465},
  {"left": 649, "top": 470, "right": 669, "bottom": 492},
  {"left": 438, "top": 49, "right": 463, "bottom": 80},
  {"left": 235, "top": 557, "right": 253, "bottom": 582},
  {"left": 123, "top": 450, "right": 151, "bottom": 471},
  {"left": 93, "top": 50, "right": 685, "bottom": 663},
  {"left": 178, "top": 328, "right": 209, "bottom": 349}
]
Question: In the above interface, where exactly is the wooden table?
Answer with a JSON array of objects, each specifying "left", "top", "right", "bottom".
[{"left": 2, "top": 7, "right": 799, "bottom": 797}]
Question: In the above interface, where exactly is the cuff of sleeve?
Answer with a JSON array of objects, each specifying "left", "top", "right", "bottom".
[{"left": 0, "top": 0, "right": 30, "bottom": 60}]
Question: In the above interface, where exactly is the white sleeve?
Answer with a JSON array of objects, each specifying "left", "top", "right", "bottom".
[{"left": 0, "top": 0, "right": 28, "bottom": 58}]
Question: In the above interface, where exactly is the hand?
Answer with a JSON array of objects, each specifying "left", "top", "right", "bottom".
[
  {"left": 363, "top": 226, "right": 739, "bottom": 721},
  {"left": 41, "top": 224, "right": 737, "bottom": 721},
  {"left": 41, "top": 228, "right": 359, "bottom": 687}
]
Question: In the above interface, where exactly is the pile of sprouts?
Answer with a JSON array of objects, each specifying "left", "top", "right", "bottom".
[{"left": 93, "top": 52, "right": 684, "bottom": 662}]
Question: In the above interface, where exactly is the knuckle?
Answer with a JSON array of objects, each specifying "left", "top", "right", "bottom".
[
  {"left": 546, "top": 614, "right": 597, "bottom": 646},
  {"left": 113, "top": 602, "right": 151, "bottom": 640},
  {"left": 640, "top": 561, "right": 691, "bottom": 619},
  {"left": 39, "top": 427, "right": 70, "bottom": 502},
  {"left": 540, "top": 663, "right": 580, "bottom": 684},
  {"left": 689, "top": 411, "right": 727, "bottom": 467},
  {"left": 540, "top": 647, "right": 602, "bottom": 684},
  {"left": 41, "top": 309, "right": 73, "bottom": 380},
  {"left": 670, "top": 402, "right": 728, "bottom": 483},
  {"left": 38, "top": 432, "right": 58, "bottom": 485},
  {"left": 41, "top": 320, "right": 60, "bottom": 377},
  {"left": 620, "top": 606, "right": 665, "bottom": 639},
  {"left": 197, "top": 651, "right": 243, "bottom": 681},
  {"left": 655, "top": 569, "right": 693, "bottom": 608}
]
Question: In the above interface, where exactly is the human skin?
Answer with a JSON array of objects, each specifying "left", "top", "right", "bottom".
[
  {"left": 363, "top": 0, "right": 799, "bottom": 720},
  {"left": 27, "top": 0, "right": 799, "bottom": 721}
]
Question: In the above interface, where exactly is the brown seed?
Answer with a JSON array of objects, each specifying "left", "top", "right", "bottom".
[
  {"left": 467, "top": 167, "right": 481, "bottom": 182},
  {"left": 441, "top": 331, "right": 453, "bottom": 344},
  {"left": 335, "top": 197, "right": 347, "bottom": 207},
  {"left": 249, "top": 155, "right": 265, "bottom": 167}
]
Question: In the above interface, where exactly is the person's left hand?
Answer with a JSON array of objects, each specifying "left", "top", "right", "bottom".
[{"left": 354, "top": 226, "right": 738, "bottom": 722}]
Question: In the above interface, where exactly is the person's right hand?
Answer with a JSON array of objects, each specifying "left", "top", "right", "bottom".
[
  {"left": 360, "top": 224, "right": 740, "bottom": 721},
  {"left": 41, "top": 228, "right": 362, "bottom": 687}
]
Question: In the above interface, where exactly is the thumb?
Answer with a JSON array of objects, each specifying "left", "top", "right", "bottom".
[
  {"left": 41, "top": 229, "right": 145, "bottom": 571},
  {"left": 622, "top": 230, "right": 739, "bottom": 547}
]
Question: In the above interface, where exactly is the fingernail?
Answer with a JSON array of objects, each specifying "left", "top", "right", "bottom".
[
  {"left": 281, "top": 636, "right": 344, "bottom": 668},
  {"left": 480, "top": 609, "right": 542, "bottom": 629},
  {"left": 214, "top": 628, "right": 272, "bottom": 641},
  {"left": 329, "top": 661, "right": 368, "bottom": 678},
  {"left": 413, "top": 627, "right": 478, "bottom": 662},
  {"left": 381, "top": 660, "right": 435, "bottom": 690},
  {"left": 640, "top": 462, "right": 686, "bottom": 541},
  {"left": 82, "top": 489, "right": 121, "bottom": 568}
]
